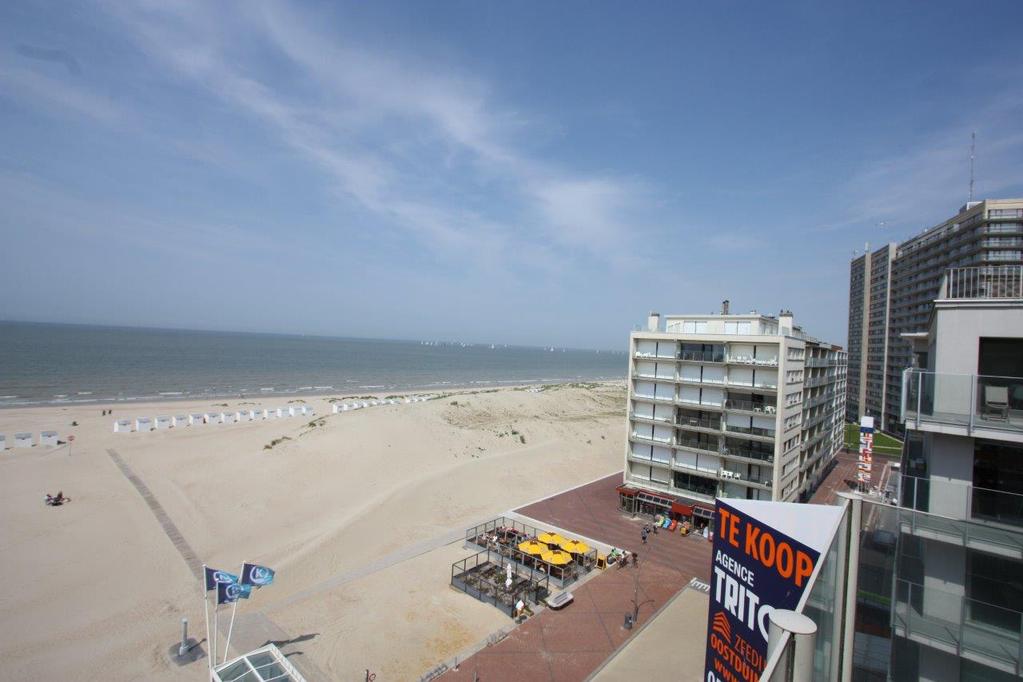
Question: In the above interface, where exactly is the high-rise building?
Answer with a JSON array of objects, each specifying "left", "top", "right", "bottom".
[
  {"left": 620, "top": 307, "right": 846, "bottom": 522},
  {"left": 847, "top": 199, "right": 1023, "bottom": 434}
]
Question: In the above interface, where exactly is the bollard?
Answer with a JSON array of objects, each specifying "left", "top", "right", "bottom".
[{"left": 178, "top": 618, "right": 189, "bottom": 657}]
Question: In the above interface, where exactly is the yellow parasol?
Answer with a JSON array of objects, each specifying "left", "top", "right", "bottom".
[
  {"left": 540, "top": 549, "right": 573, "bottom": 566},
  {"left": 559, "top": 539, "right": 590, "bottom": 554},
  {"left": 538, "top": 531, "right": 566, "bottom": 546},
  {"left": 518, "top": 539, "right": 546, "bottom": 555}
]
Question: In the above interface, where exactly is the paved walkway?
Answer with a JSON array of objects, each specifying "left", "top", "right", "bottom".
[
  {"left": 106, "top": 448, "right": 202, "bottom": 580},
  {"left": 810, "top": 448, "right": 860, "bottom": 505},
  {"left": 441, "top": 473, "right": 712, "bottom": 681}
]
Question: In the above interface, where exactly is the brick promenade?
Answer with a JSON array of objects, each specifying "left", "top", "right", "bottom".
[{"left": 442, "top": 474, "right": 712, "bottom": 681}]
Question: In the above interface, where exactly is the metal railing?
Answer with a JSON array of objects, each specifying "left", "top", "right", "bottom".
[
  {"left": 724, "top": 423, "right": 776, "bottom": 439},
  {"left": 675, "top": 436, "right": 721, "bottom": 454},
  {"left": 725, "top": 398, "right": 778, "bottom": 414},
  {"left": 726, "top": 355, "right": 779, "bottom": 367},
  {"left": 941, "top": 265, "right": 1023, "bottom": 299},
  {"left": 680, "top": 350, "right": 725, "bottom": 362},
  {"left": 902, "top": 368, "right": 1023, "bottom": 435},
  {"left": 893, "top": 578, "right": 1023, "bottom": 672},
  {"left": 899, "top": 474, "right": 1023, "bottom": 529},
  {"left": 677, "top": 416, "right": 722, "bottom": 430}
]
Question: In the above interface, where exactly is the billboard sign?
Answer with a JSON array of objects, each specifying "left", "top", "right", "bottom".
[
  {"left": 858, "top": 416, "right": 874, "bottom": 487},
  {"left": 704, "top": 499, "right": 843, "bottom": 681}
]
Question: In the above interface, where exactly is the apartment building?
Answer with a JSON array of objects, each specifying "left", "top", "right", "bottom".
[
  {"left": 885, "top": 265, "right": 1023, "bottom": 680},
  {"left": 621, "top": 307, "right": 846, "bottom": 522},
  {"left": 847, "top": 198, "right": 1023, "bottom": 434}
]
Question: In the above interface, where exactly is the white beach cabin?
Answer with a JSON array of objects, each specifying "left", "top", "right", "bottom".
[
  {"left": 155, "top": 416, "right": 172, "bottom": 430},
  {"left": 275, "top": 408, "right": 284, "bottom": 418},
  {"left": 189, "top": 413, "right": 205, "bottom": 426},
  {"left": 287, "top": 406, "right": 297, "bottom": 417},
  {"left": 14, "top": 433, "right": 33, "bottom": 448},
  {"left": 135, "top": 417, "right": 153, "bottom": 432},
  {"left": 204, "top": 412, "right": 219, "bottom": 424},
  {"left": 114, "top": 419, "right": 133, "bottom": 433},
  {"left": 173, "top": 415, "right": 188, "bottom": 428},
  {"left": 40, "top": 431, "right": 59, "bottom": 446},
  {"left": 0, "top": 434, "right": 6, "bottom": 450}
]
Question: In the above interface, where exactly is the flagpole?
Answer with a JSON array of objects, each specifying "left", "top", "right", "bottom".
[
  {"left": 213, "top": 602, "right": 219, "bottom": 676},
  {"left": 223, "top": 562, "right": 245, "bottom": 664},
  {"left": 202, "top": 565, "right": 212, "bottom": 680}
]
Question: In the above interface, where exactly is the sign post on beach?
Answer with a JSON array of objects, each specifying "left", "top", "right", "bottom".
[{"left": 67, "top": 434, "right": 74, "bottom": 457}]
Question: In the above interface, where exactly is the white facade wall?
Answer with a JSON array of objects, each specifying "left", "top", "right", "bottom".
[
  {"left": 14, "top": 433, "right": 33, "bottom": 448},
  {"left": 155, "top": 416, "right": 172, "bottom": 430},
  {"left": 115, "top": 419, "right": 133, "bottom": 432},
  {"left": 173, "top": 415, "right": 188, "bottom": 427},
  {"left": 189, "top": 414, "right": 205, "bottom": 426},
  {"left": 135, "top": 417, "right": 152, "bottom": 431},
  {"left": 40, "top": 431, "right": 58, "bottom": 446}
]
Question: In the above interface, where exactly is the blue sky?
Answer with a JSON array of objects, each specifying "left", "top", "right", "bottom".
[{"left": 1, "top": 1, "right": 1021, "bottom": 350}]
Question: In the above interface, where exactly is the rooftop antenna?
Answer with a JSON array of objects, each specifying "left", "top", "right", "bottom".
[{"left": 969, "top": 131, "right": 976, "bottom": 202}]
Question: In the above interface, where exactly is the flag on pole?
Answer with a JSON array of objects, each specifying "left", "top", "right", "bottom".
[
  {"left": 240, "top": 563, "right": 276, "bottom": 587},
  {"left": 205, "top": 567, "right": 239, "bottom": 592},
  {"left": 217, "top": 582, "right": 252, "bottom": 604}
]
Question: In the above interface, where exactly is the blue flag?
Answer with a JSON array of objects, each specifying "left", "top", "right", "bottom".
[
  {"left": 204, "top": 566, "right": 238, "bottom": 592},
  {"left": 241, "top": 563, "right": 275, "bottom": 588},
  {"left": 217, "top": 581, "right": 252, "bottom": 604}
]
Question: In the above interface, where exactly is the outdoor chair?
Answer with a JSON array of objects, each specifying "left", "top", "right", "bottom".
[{"left": 983, "top": 385, "right": 1009, "bottom": 421}]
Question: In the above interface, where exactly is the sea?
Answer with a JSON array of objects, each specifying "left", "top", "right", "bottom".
[{"left": 0, "top": 321, "right": 628, "bottom": 407}]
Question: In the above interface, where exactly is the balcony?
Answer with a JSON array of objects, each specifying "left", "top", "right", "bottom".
[
  {"left": 630, "top": 432, "right": 672, "bottom": 446},
  {"left": 629, "top": 412, "right": 673, "bottom": 426},
  {"left": 726, "top": 355, "right": 778, "bottom": 367},
  {"left": 940, "top": 265, "right": 1023, "bottom": 300},
  {"left": 721, "top": 443, "right": 774, "bottom": 464},
  {"left": 900, "top": 474, "right": 1023, "bottom": 532},
  {"left": 676, "top": 415, "right": 722, "bottom": 432},
  {"left": 902, "top": 369, "right": 1023, "bottom": 440},
  {"left": 724, "top": 423, "right": 776, "bottom": 441},
  {"left": 679, "top": 350, "right": 724, "bottom": 363},
  {"left": 719, "top": 468, "right": 772, "bottom": 488},
  {"left": 724, "top": 398, "right": 777, "bottom": 415},
  {"left": 893, "top": 578, "right": 1023, "bottom": 676},
  {"left": 675, "top": 436, "right": 721, "bottom": 455}
]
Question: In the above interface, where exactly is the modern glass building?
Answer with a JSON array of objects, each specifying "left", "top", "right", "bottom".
[{"left": 766, "top": 265, "right": 1023, "bottom": 681}]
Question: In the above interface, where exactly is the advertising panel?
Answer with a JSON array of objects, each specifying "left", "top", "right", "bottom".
[
  {"left": 704, "top": 499, "right": 843, "bottom": 682},
  {"left": 858, "top": 416, "right": 874, "bottom": 487}
]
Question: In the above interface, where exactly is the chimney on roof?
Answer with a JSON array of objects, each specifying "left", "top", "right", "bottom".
[
  {"left": 779, "top": 310, "right": 794, "bottom": 334},
  {"left": 721, "top": 300, "right": 730, "bottom": 315},
  {"left": 647, "top": 312, "right": 660, "bottom": 332}
]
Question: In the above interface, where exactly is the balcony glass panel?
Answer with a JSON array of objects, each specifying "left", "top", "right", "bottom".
[{"left": 902, "top": 369, "right": 1023, "bottom": 435}]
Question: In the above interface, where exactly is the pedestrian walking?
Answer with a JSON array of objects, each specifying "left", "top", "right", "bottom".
[{"left": 641, "top": 527, "right": 648, "bottom": 544}]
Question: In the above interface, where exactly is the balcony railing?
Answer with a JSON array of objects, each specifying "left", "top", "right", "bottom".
[
  {"left": 680, "top": 350, "right": 725, "bottom": 362},
  {"left": 902, "top": 369, "right": 1023, "bottom": 435},
  {"left": 726, "top": 355, "right": 778, "bottom": 367},
  {"left": 675, "top": 436, "right": 721, "bottom": 455},
  {"left": 724, "top": 398, "right": 777, "bottom": 414},
  {"left": 724, "top": 423, "right": 776, "bottom": 439},
  {"left": 893, "top": 578, "right": 1023, "bottom": 674},
  {"left": 677, "top": 416, "right": 722, "bottom": 431},
  {"left": 721, "top": 445, "right": 774, "bottom": 463},
  {"left": 899, "top": 473, "right": 1023, "bottom": 529},
  {"left": 941, "top": 265, "right": 1023, "bottom": 300}
]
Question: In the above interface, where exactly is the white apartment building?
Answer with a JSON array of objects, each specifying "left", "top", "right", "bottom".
[{"left": 620, "top": 306, "right": 847, "bottom": 524}]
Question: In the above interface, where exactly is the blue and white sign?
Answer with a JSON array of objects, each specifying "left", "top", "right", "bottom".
[
  {"left": 217, "top": 581, "right": 253, "bottom": 604},
  {"left": 704, "top": 499, "right": 843, "bottom": 681},
  {"left": 204, "top": 566, "right": 238, "bottom": 592}
]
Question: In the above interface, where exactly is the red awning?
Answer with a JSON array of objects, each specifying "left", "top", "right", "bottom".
[
  {"left": 671, "top": 502, "right": 693, "bottom": 516},
  {"left": 637, "top": 488, "right": 673, "bottom": 503},
  {"left": 616, "top": 485, "right": 638, "bottom": 497}
]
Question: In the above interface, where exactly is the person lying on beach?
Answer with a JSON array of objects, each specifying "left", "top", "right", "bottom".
[{"left": 45, "top": 491, "right": 69, "bottom": 506}]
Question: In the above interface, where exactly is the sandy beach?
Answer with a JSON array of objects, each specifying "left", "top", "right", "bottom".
[{"left": 0, "top": 382, "right": 626, "bottom": 680}]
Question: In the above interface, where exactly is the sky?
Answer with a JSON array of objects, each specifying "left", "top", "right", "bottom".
[{"left": 1, "top": 1, "right": 1022, "bottom": 350}]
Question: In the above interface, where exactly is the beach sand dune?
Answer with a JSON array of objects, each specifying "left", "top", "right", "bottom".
[{"left": 0, "top": 383, "right": 625, "bottom": 680}]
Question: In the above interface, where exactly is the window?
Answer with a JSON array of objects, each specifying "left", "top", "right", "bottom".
[
  {"left": 723, "top": 321, "right": 753, "bottom": 335},
  {"left": 682, "top": 320, "right": 709, "bottom": 334}
]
